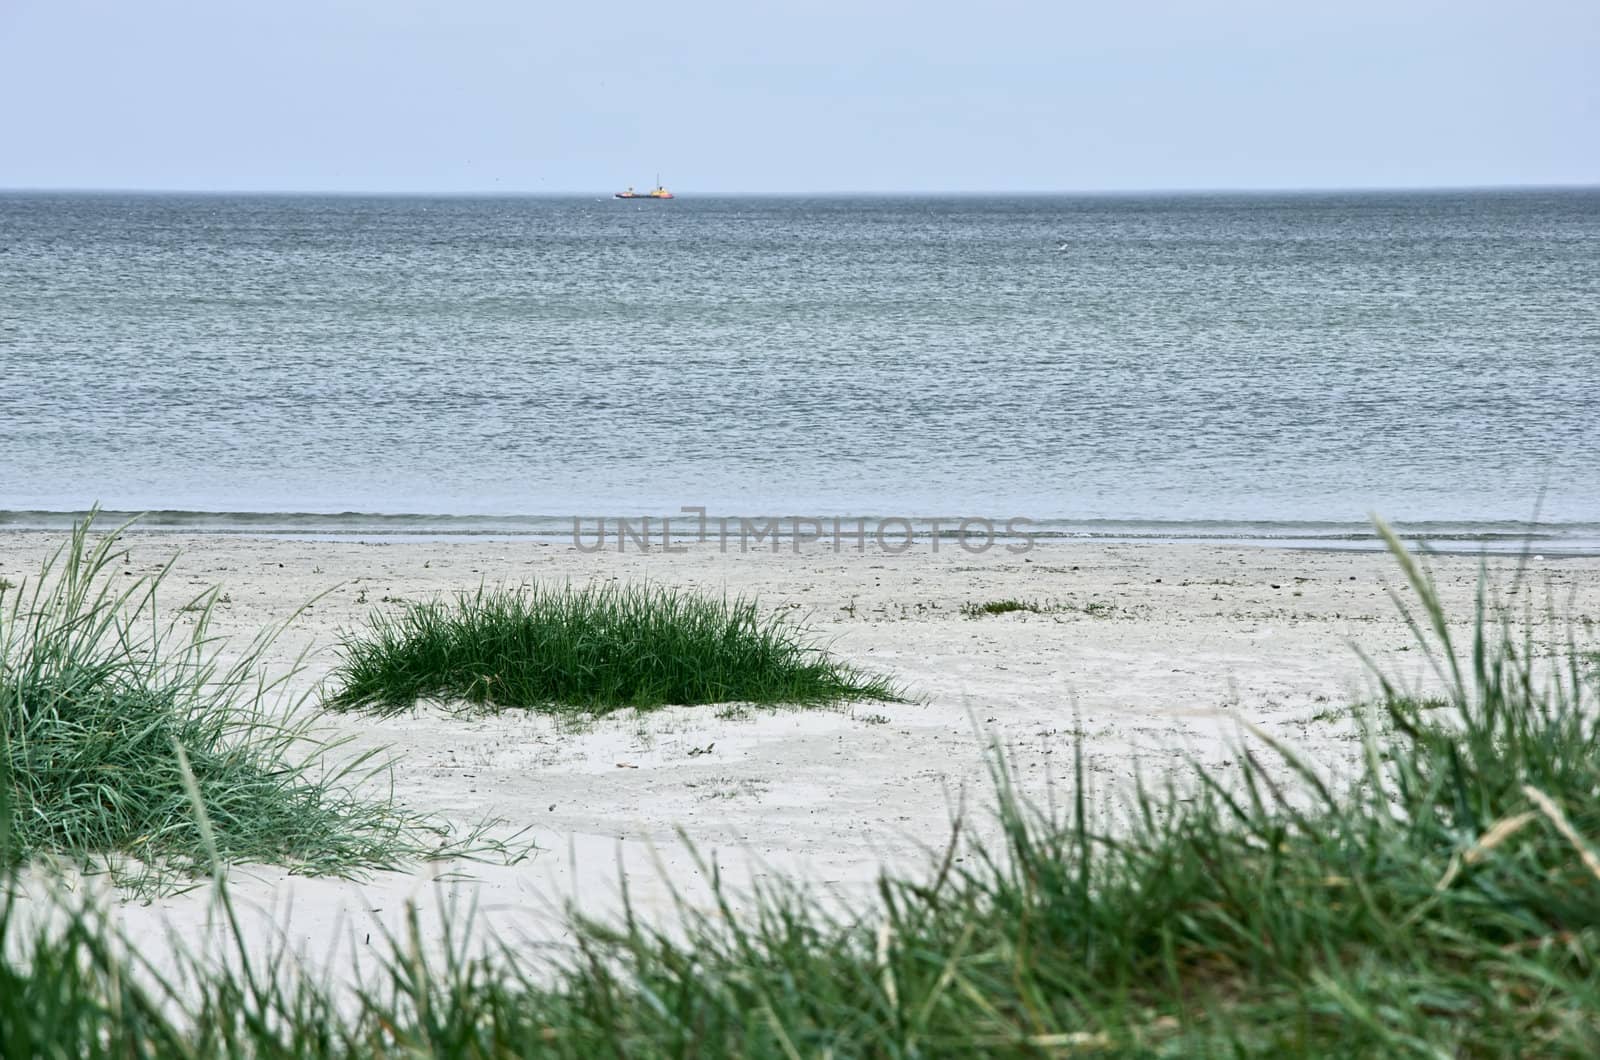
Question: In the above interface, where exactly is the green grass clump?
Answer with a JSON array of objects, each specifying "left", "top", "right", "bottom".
[
  {"left": 4, "top": 523, "right": 1600, "bottom": 1054},
  {"left": 327, "top": 582, "right": 896, "bottom": 715},
  {"left": 0, "top": 517, "right": 474, "bottom": 892}
]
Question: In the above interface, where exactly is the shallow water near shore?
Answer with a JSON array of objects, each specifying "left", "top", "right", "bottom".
[{"left": 3, "top": 189, "right": 1597, "bottom": 541}]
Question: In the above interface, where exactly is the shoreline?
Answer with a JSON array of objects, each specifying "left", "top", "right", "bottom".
[{"left": 3, "top": 516, "right": 1598, "bottom": 557}]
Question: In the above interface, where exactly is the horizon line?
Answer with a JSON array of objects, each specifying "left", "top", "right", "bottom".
[{"left": 3, "top": 180, "right": 1597, "bottom": 198}]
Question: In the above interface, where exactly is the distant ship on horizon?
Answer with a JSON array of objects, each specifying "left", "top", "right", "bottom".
[{"left": 615, "top": 175, "right": 674, "bottom": 200}]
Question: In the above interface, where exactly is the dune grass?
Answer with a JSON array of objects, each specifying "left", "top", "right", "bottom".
[
  {"left": 4, "top": 526, "right": 1600, "bottom": 1054},
  {"left": 0, "top": 516, "right": 494, "bottom": 893},
  {"left": 326, "top": 582, "right": 897, "bottom": 715}
]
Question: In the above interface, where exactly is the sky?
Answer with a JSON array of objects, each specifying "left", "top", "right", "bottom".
[{"left": 1, "top": 0, "right": 1595, "bottom": 194}]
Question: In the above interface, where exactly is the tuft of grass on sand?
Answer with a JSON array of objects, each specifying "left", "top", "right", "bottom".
[
  {"left": 0, "top": 515, "right": 500, "bottom": 893},
  {"left": 326, "top": 582, "right": 898, "bottom": 715},
  {"left": 4, "top": 522, "right": 1600, "bottom": 1054}
]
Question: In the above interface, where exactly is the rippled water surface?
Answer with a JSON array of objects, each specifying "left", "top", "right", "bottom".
[{"left": 2, "top": 190, "right": 1597, "bottom": 543}]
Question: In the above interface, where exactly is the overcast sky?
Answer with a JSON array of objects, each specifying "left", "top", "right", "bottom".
[{"left": 1, "top": 0, "right": 1595, "bottom": 193}]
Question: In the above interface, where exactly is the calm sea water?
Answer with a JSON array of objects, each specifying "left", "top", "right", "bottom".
[{"left": 2, "top": 190, "right": 1597, "bottom": 547}]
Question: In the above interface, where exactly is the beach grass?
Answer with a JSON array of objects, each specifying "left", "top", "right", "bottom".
[
  {"left": 326, "top": 582, "right": 898, "bottom": 715},
  {"left": 4, "top": 526, "right": 1600, "bottom": 1054},
  {"left": 0, "top": 516, "right": 494, "bottom": 894}
]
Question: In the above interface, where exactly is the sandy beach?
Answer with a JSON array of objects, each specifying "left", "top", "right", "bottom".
[{"left": 5, "top": 530, "right": 1596, "bottom": 983}]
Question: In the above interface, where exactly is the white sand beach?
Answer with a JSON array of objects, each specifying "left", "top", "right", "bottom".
[{"left": 4, "top": 532, "right": 1597, "bottom": 983}]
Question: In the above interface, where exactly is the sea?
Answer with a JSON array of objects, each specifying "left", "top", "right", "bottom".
[{"left": 2, "top": 189, "right": 1597, "bottom": 551}]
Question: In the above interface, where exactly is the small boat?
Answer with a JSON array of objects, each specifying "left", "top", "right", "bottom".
[{"left": 616, "top": 175, "right": 674, "bottom": 200}]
